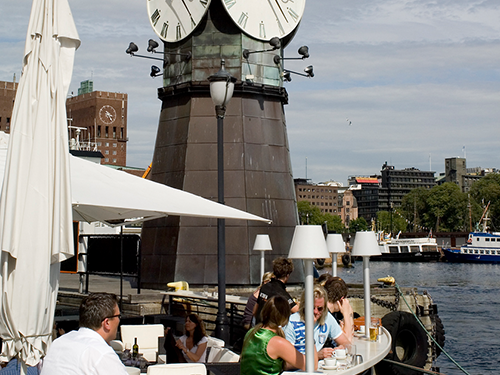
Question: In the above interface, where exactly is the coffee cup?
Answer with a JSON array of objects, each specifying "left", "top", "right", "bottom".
[
  {"left": 334, "top": 349, "right": 346, "bottom": 359},
  {"left": 324, "top": 358, "right": 336, "bottom": 367},
  {"left": 358, "top": 325, "right": 365, "bottom": 334}
]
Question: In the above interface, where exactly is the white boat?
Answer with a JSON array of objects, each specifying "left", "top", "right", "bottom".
[{"left": 374, "top": 232, "right": 442, "bottom": 262}]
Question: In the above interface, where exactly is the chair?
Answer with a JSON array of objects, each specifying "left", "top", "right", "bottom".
[
  {"left": 110, "top": 339, "right": 124, "bottom": 353},
  {"left": 147, "top": 363, "right": 206, "bottom": 375},
  {"left": 206, "top": 336, "right": 225, "bottom": 348},
  {"left": 125, "top": 367, "right": 141, "bottom": 375},
  {"left": 212, "top": 348, "right": 240, "bottom": 363},
  {"left": 120, "top": 324, "right": 165, "bottom": 362},
  {"left": 205, "top": 336, "right": 225, "bottom": 363}
]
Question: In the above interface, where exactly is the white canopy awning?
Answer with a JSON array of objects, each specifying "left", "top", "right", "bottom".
[{"left": 0, "top": 132, "right": 271, "bottom": 226}]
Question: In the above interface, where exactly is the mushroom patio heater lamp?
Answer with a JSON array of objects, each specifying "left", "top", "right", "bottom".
[
  {"left": 326, "top": 233, "right": 346, "bottom": 277},
  {"left": 253, "top": 234, "right": 273, "bottom": 281},
  {"left": 351, "top": 231, "right": 381, "bottom": 337},
  {"left": 288, "top": 225, "right": 330, "bottom": 373},
  {"left": 208, "top": 60, "right": 236, "bottom": 344}
]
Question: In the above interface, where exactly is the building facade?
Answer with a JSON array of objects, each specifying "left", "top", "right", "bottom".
[
  {"left": 294, "top": 178, "right": 357, "bottom": 226},
  {"left": 0, "top": 80, "right": 18, "bottom": 133},
  {"left": 66, "top": 81, "right": 128, "bottom": 166},
  {"left": 1, "top": 79, "right": 128, "bottom": 167}
]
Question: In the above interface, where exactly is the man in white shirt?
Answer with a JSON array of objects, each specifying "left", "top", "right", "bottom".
[{"left": 41, "top": 293, "right": 128, "bottom": 375}]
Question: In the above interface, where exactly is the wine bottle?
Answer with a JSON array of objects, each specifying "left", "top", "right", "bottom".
[{"left": 132, "top": 337, "right": 139, "bottom": 359}]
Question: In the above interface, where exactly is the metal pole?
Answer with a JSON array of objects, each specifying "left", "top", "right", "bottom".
[
  {"left": 260, "top": 251, "right": 265, "bottom": 281},
  {"left": 120, "top": 226, "right": 124, "bottom": 314},
  {"left": 363, "top": 256, "right": 371, "bottom": 337},
  {"left": 304, "top": 259, "right": 315, "bottom": 373},
  {"left": 214, "top": 109, "right": 230, "bottom": 343},
  {"left": 331, "top": 254, "right": 337, "bottom": 277}
]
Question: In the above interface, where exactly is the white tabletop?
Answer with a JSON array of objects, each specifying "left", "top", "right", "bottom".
[
  {"left": 283, "top": 328, "right": 391, "bottom": 375},
  {"left": 161, "top": 290, "right": 248, "bottom": 305}
]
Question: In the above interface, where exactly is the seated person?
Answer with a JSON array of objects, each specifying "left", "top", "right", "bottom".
[
  {"left": 284, "top": 285, "right": 350, "bottom": 360},
  {"left": 242, "top": 272, "right": 274, "bottom": 330},
  {"left": 254, "top": 257, "right": 298, "bottom": 324},
  {"left": 241, "top": 296, "right": 317, "bottom": 375},
  {"left": 323, "top": 277, "right": 355, "bottom": 340},
  {"left": 164, "top": 314, "right": 208, "bottom": 363}
]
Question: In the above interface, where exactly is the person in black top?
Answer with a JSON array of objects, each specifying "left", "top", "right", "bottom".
[{"left": 254, "top": 257, "right": 299, "bottom": 324}]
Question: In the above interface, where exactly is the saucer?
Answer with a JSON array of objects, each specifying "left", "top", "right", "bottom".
[{"left": 322, "top": 364, "right": 338, "bottom": 370}]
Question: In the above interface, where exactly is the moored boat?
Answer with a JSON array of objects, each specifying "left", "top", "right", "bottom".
[
  {"left": 443, "top": 231, "right": 500, "bottom": 263},
  {"left": 374, "top": 232, "right": 442, "bottom": 262}
]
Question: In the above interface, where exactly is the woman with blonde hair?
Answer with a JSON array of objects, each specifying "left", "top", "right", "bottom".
[
  {"left": 241, "top": 295, "right": 317, "bottom": 375},
  {"left": 284, "top": 284, "right": 350, "bottom": 359}
]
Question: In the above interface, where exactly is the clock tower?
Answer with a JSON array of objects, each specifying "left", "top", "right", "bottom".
[{"left": 140, "top": 0, "right": 305, "bottom": 288}]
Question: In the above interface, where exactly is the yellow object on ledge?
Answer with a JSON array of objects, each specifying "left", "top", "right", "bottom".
[{"left": 167, "top": 281, "right": 189, "bottom": 291}]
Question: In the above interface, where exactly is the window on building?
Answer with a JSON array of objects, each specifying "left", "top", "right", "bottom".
[
  {"left": 113, "top": 127, "right": 116, "bottom": 138},
  {"left": 105, "top": 150, "right": 109, "bottom": 155},
  {"left": 113, "top": 159, "right": 117, "bottom": 163},
  {"left": 105, "top": 142, "right": 109, "bottom": 147},
  {"left": 120, "top": 128, "right": 124, "bottom": 139},
  {"left": 113, "top": 143, "right": 117, "bottom": 147},
  {"left": 105, "top": 158, "right": 109, "bottom": 162},
  {"left": 112, "top": 151, "right": 117, "bottom": 155},
  {"left": 97, "top": 126, "right": 101, "bottom": 137},
  {"left": 105, "top": 126, "right": 109, "bottom": 138},
  {"left": 6, "top": 118, "right": 10, "bottom": 124}
]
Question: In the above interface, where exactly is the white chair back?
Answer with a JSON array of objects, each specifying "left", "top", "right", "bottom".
[
  {"left": 110, "top": 339, "right": 125, "bottom": 352},
  {"left": 120, "top": 324, "right": 165, "bottom": 362},
  {"left": 206, "top": 336, "right": 225, "bottom": 348},
  {"left": 212, "top": 348, "right": 240, "bottom": 363},
  {"left": 125, "top": 367, "right": 141, "bottom": 375},
  {"left": 147, "top": 363, "right": 206, "bottom": 375}
]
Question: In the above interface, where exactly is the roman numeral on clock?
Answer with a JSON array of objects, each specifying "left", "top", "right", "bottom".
[
  {"left": 288, "top": 8, "right": 299, "bottom": 22},
  {"left": 151, "top": 9, "right": 161, "bottom": 26},
  {"left": 200, "top": 0, "right": 209, "bottom": 7},
  {"left": 161, "top": 22, "right": 169, "bottom": 38},
  {"left": 176, "top": 24, "right": 182, "bottom": 40},
  {"left": 224, "top": 0, "right": 237, "bottom": 9},
  {"left": 238, "top": 12, "right": 248, "bottom": 28}
]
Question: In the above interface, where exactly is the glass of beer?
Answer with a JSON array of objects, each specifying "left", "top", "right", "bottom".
[{"left": 369, "top": 318, "right": 379, "bottom": 341}]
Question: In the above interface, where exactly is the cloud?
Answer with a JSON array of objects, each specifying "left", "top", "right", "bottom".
[{"left": 1, "top": 0, "right": 499, "bottom": 183}]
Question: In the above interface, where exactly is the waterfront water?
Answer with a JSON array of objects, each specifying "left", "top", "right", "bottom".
[{"left": 332, "top": 261, "right": 500, "bottom": 375}]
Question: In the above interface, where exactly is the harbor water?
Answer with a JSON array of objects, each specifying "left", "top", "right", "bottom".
[{"left": 332, "top": 261, "right": 499, "bottom": 375}]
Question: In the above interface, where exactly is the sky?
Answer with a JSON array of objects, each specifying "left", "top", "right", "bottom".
[{"left": 1, "top": 0, "right": 499, "bottom": 186}]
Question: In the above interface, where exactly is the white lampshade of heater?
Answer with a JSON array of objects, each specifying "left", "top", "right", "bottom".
[
  {"left": 351, "top": 231, "right": 381, "bottom": 257},
  {"left": 326, "top": 234, "right": 346, "bottom": 254},
  {"left": 288, "top": 225, "right": 329, "bottom": 259},
  {"left": 253, "top": 234, "right": 273, "bottom": 251}
]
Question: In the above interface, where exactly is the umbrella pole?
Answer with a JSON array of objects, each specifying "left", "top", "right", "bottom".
[{"left": 120, "top": 226, "right": 124, "bottom": 314}]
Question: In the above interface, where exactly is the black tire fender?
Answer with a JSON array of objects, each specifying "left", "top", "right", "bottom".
[
  {"left": 376, "top": 311, "right": 429, "bottom": 375},
  {"left": 341, "top": 254, "right": 351, "bottom": 267},
  {"left": 433, "top": 315, "right": 445, "bottom": 358}
]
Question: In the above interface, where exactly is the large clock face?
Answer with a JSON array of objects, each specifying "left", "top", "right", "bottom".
[
  {"left": 99, "top": 105, "right": 117, "bottom": 125},
  {"left": 147, "top": 0, "right": 212, "bottom": 43},
  {"left": 222, "top": 0, "right": 306, "bottom": 41}
]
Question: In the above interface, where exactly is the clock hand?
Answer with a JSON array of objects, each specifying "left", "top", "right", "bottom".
[
  {"left": 180, "top": 0, "right": 196, "bottom": 27},
  {"left": 273, "top": 0, "right": 288, "bottom": 22},
  {"left": 266, "top": 0, "right": 285, "bottom": 33}
]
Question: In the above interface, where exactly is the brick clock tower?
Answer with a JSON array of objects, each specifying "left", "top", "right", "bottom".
[{"left": 140, "top": 0, "right": 306, "bottom": 288}]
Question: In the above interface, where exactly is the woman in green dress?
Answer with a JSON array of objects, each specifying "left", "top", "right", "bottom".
[{"left": 241, "top": 295, "right": 317, "bottom": 375}]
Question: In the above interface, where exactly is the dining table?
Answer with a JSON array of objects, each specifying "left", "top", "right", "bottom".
[{"left": 283, "top": 327, "right": 392, "bottom": 375}]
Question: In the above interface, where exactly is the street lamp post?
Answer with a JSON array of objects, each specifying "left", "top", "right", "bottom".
[{"left": 208, "top": 60, "right": 236, "bottom": 344}]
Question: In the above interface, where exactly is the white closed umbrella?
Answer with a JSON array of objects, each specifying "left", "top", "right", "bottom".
[{"left": 0, "top": 0, "right": 80, "bottom": 373}]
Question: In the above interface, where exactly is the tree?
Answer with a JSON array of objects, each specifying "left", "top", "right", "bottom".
[
  {"left": 469, "top": 174, "right": 500, "bottom": 230},
  {"left": 347, "top": 217, "right": 369, "bottom": 233},
  {"left": 297, "top": 201, "right": 345, "bottom": 232},
  {"left": 424, "top": 183, "right": 469, "bottom": 232},
  {"left": 376, "top": 210, "right": 407, "bottom": 234},
  {"left": 400, "top": 188, "right": 430, "bottom": 232}
]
